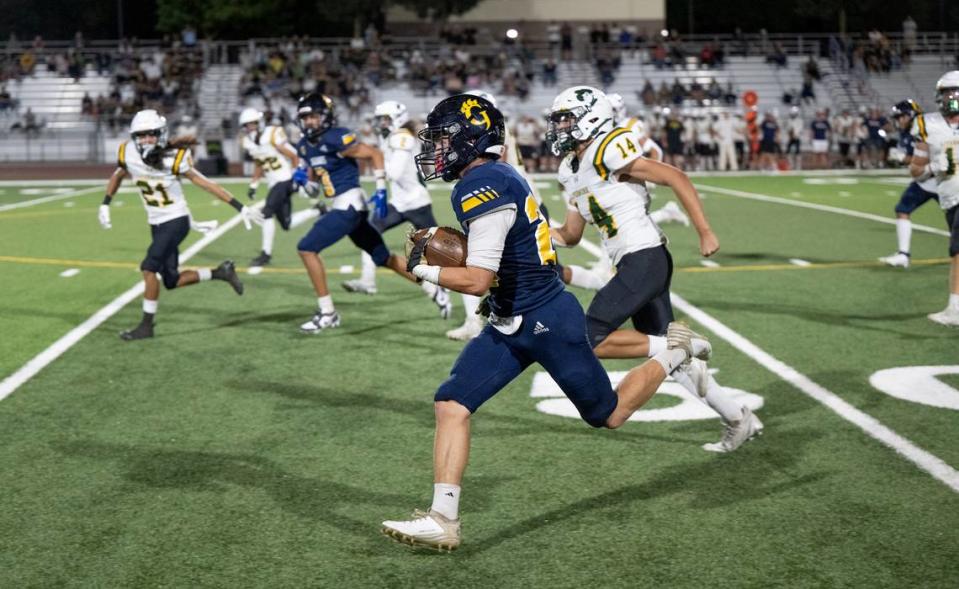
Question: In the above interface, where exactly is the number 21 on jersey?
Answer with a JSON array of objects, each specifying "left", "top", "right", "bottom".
[{"left": 525, "top": 195, "right": 557, "bottom": 265}]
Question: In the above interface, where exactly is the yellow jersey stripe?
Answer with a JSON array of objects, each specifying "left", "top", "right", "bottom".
[
  {"left": 916, "top": 115, "right": 927, "bottom": 142},
  {"left": 269, "top": 127, "right": 278, "bottom": 147},
  {"left": 593, "top": 128, "right": 629, "bottom": 180},
  {"left": 461, "top": 196, "right": 484, "bottom": 212},
  {"left": 118, "top": 142, "right": 127, "bottom": 168},
  {"left": 172, "top": 148, "right": 187, "bottom": 176}
]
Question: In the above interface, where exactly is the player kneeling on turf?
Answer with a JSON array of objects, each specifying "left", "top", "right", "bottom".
[
  {"left": 98, "top": 109, "right": 263, "bottom": 341},
  {"left": 380, "top": 94, "right": 713, "bottom": 552}
]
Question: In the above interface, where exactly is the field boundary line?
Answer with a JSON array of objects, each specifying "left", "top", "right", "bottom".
[
  {"left": 670, "top": 292, "right": 959, "bottom": 493},
  {"left": 0, "top": 213, "right": 249, "bottom": 401},
  {"left": 0, "top": 187, "right": 102, "bottom": 212},
  {"left": 696, "top": 184, "right": 950, "bottom": 237}
]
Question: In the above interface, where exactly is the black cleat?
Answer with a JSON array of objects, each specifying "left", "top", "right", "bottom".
[
  {"left": 249, "top": 251, "right": 272, "bottom": 267},
  {"left": 120, "top": 321, "right": 154, "bottom": 341},
  {"left": 214, "top": 260, "right": 244, "bottom": 295}
]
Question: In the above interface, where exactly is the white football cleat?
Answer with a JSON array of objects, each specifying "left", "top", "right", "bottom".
[
  {"left": 656, "top": 201, "right": 690, "bottom": 226},
  {"left": 703, "top": 407, "right": 764, "bottom": 453},
  {"left": 342, "top": 279, "right": 377, "bottom": 295},
  {"left": 300, "top": 311, "right": 341, "bottom": 333},
  {"left": 879, "top": 252, "right": 910, "bottom": 268},
  {"left": 446, "top": 316, "right": 485, "bottom": 341},
  {"left": 666, "top": 321, "right": 712, "bottom": 361},
  {"left": 433, "top": 287, "right": 453, "bottom": 320},
  {"left": 382, "top": 509, "right": 461, "bottom": 552},
  {"left": 928, "top": 306, "right": 959, "bottom": 327}
]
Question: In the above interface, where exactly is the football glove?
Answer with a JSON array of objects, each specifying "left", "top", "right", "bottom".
[
  {"left": 291, "top": 167, "right": 309, "bottom": 188},
  {"left": 97, "top": 204, "right": 111, "bottom": 229},
  {"left": 190, "top": 218, "right": 219, "bottom": 234},
  {"left": 240, "top": 205, "right": 265, "bottom": 230},
  {"left": 369, "top": 188, "right": 388, "bottom": 219}
]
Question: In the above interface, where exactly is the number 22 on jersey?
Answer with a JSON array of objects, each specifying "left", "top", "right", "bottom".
[{"left": 525, "top": 195, "right": 557, "bottom": 265}]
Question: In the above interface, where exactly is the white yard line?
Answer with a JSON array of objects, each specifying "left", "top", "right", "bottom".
[
  {"left": 0, "top": 186, "right": 102, "bottom": 213},
  {"left": 696, "top": 184, "right": 950, "bottom": 237},
  {"left": 670, "top": 292, "right": 959, "bottom": 493},
  {"left": 0, "top": 213, "right": 249, "bottom": 401},
  {"left": 561, "top": 218, "right": 959, "bottom": 493}
]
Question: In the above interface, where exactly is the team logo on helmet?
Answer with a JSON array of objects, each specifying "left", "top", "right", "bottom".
[
  {"left": 460, "top": 99, "right": 491, "bottom": 130},
  {"left": 575, "top": 88, "right": 598, "bottom": 107}
]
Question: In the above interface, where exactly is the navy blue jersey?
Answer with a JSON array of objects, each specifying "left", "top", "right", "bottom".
[
  {"left": 811, "top": 120, "right": 831, "bottom": 140},
  {"left": 451, "top": 161, "right": 564, "bottom": 317},
  {"left": 760, "top": 121, "right": 778, "bottom": 142},
  {"left": 296, "top": 126, "right": 360, "bottom": 197},
  {"left": 898, "top": 130, "right": 916, "bottom": 156}
]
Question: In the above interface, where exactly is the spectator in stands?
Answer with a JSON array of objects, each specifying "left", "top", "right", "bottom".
[
  {"left": 639, "top": 80, "right": 656, "bottom": 106},
  {"left": 560, "top": 23, "right": 573, "bottom": 60},
  {"left": 767, "top": 42, "right": 787, "bottom": 68},
  {"left": 542, "top": 59, "right": 557, "bottom": 86},
  {"left": 800, "top": 74, "right": 816, "bottom": 104},
  {"left": 19, "top": 49, "right": 36, "bottom": 76},
  {"left": 810, "top": 109, "right": 832, "bottom": 169},
  {"left": 547, "top": 21, "right": 561, "bottom": 53},
  {"left": 670, "top": 79, "right": 686, "bottom": 106},
  {"left": 81, "top": 92, "right": 94, "bottom": 116},
  {"left": 514, "top": 115, "right": 541, "bottom": 172},
  {"left": 803, "top": 56, "right": 821, "bottom": 81}
]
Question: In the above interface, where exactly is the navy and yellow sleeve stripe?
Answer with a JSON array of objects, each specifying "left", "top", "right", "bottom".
[
  {"left": 460, "top": 187, "right": 500, "bottom": 213},
  {"left": 172, "top": 148, "right": 187, "bottom": 176},
  {"left": 593, "top": 127, "right": 630, "bottom": 180},
  {"left": 916, "top": 114, "right": 928, "bottom": 142},
  {"left": 117, "top": 142, "right": 127, "bottom": 169}
]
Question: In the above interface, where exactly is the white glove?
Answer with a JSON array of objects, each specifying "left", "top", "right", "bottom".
[
  {"left": 190, "top": 218, "right": 219, "bottom": 234},
  {"left": 98, "top": 204, "right": 111, "bottom": 229},
  {"left": 240, "top": 205, "right": 265, "bottom": 230}
]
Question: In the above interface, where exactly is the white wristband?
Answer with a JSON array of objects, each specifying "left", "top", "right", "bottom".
[
  {"left": 412, "top": 264, "right": 441, "bottom": 284},
  {"left": 374, "top": 169, "right": 387, "bottom": 191},
  {"left": 913, "top": 148, "right": 928, "bottom": 158}
]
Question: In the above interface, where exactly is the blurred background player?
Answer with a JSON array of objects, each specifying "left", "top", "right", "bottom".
[
  {"left": 98, "top": 109, "right": 262, "bottom": 340},
  {"left": 809, "top": 109, "right": 832, "bottom": 169},
  {"left": 785, "top": 106, "right": 804, "bottom": 170},
  {"left": 548, "top": 86, "right": 760, "bottom": 452},
  {"left": 879, "top": 99, "right": 938, "bottom": 268},
  {"left": 758, "top": 111, "right": 780, "bottom": 171},
  {"left": 341, "top": 100, "right": 452, "bottom": 318},
  {"left": 238, "top": 108, "right": 299, "bottom": 267},
  {"left": 293, "top": 93, "right": 447, "bottom": 333},
  {"left": 909, "top": 72, "right": 959, "bottom": 326}
]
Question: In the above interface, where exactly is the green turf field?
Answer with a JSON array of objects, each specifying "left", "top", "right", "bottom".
[{"left": 1, "top": 173, "right": 957, "bottom": 587}]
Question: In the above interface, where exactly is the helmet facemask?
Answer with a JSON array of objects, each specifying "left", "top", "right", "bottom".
[
  {"left": 132, "top": 126, "right": 168, "bottom": 164},
  {"left": 938, "top": 88, "right": 959, "bottom": 117},
  {"left": 546, "top": 109, "right": 586, "bottom": 156},
  {"left": 417, "top": 122, "right": 477, "bottom": 182},
  {"left": 374, "top": 114, "right": 393, "bottom": 139}
]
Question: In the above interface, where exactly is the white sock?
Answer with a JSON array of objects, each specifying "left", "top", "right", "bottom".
[
  {"left": 197, "top": 268, "right": 212, "bottom": 282},
  {"left": 649, "top": 208, "right": 667, "bottom": 224},
  {"left": 261, "top": 218, "right": 276, "bottom": 255},
  {"left": 568, "top": 265, "right": 608, "bottom": 290},
  {"left": 360, "top": 251, "right": 376, "bottom": 284},
  {"left": 143, "top": 299, "right": 158, "bottom": 314},
  {"left": 651, "top": 348, "right": 687, "bottom": 374},
  {"left": 317, "top": 295, "right": 335, "bottom": 314},
  {"left": 431, "top": 483, "right": 461, "bottom": 520},
  {"left": 421, "top": 280, "right": 437, "bottom": 297},
  {"left": 896, "top": 218, "right": 912, "bottom": 255},
  {"left": 703, "top": 378, "right": 747, "bottom": 423},
  {"left": 950, "top": 293, "right": 959, "bottom": 310},
  {"left": 462, "top": 294, "right": 481, "bottom": 317},
  {"left": 647, "top": 335, "right": 666, "bottom": 357}
]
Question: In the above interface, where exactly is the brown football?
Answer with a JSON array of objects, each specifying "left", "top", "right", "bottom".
[{"left": 410, "top": 226, "right": 468, "bottom": 267}]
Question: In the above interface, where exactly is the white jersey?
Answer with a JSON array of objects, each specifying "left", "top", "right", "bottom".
[
  {"left": 557, "top": 126, "right": 666, "bottom": 265},
  {"left": 380, "top": 128, "right": 431, "bottom": 212},
  {"left": 118, "top": 141, "right": 192, "bottom": 225},
  {"left": 241, "top": 125, "right": 293, "bottom": 187},
  {"left": 622, "top": 117, "right": 663, "bottom": 161},
  {"left": 913, "top": 112, "right": 959, "bottom": 208},
  {"left": 503, "top": 125, "right": 543, "bottom": 205}
]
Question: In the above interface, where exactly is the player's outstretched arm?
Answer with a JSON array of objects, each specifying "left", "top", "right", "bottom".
[
  {"left": 618, "top": 157, "right": 719, "bottom": 257},
  {"left": 549, "top": 207, "right": 586, "bottom": 247},
  {"left": 184, "top": 169, "right": 263, "bottom": 228},
  {"left": 910, "top": 141, "right": 931, "bottom": 179},
  {"left": 99, "top": 167, "right": 129, "bottom": 229}
]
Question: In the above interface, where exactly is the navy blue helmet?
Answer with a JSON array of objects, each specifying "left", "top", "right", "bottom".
[
  {"left": 890, "top": 99, "right": 922, "bottom": 120},
  {"left": 416, "top": 94, "right": 506, "bottom": 182},
  {"left": 296, "top": 92, "right": 335, "bottom": 143}
]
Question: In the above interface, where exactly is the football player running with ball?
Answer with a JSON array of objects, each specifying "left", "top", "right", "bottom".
[
  {"left": 237, "top": 108, "right": 301, "bottom": 267},
  {"left": 292, "top": 93, "right": 449, "bottom": 333},
  {"left": 341, "top": 100, "right": 452, "bottom": 317},
  {"left": 98, "top": 109, "right": 262, "bottom": 341},
  {"left": 547, "top": 86, "right": 762, "bottom": 452},
  {"left": 381, "top": 94, "right": 713, "bottom": 551},
  {"left": 909, "top": 72, "right": 959, "bottom": 326}
]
